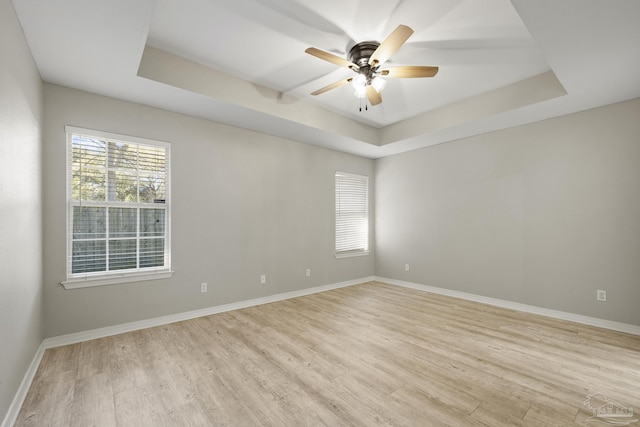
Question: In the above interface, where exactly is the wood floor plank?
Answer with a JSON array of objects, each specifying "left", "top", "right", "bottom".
[
  {"left": 108, "top": 333, "right": 149, "bottom": 395},
  {"left": 69, "top": 372, "right": 116, "bottom": 427},
  {"left": 36, "top": 343, "right": 81, "bottom": 379},
  {"left": 113, "top": 384, "right": 167, "bottom": 427},
  {"left": 14, "top": 281, "right": 640, "bottom": 426},
  {"left": 14, "top": 369, "right": 76, "bottom": 426},
  {"left": 76, "top": 337, "right": 111, "bottom": 380}
]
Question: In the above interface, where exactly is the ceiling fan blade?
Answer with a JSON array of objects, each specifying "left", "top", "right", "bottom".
[
  {"left": 311, "top": 78, "right": 352, "bottom": 96},
  {"left": 369, "top": 24, "right": 414, "bottom": 67},
  {"left": 366, "top": 85, "right": 382, "bottom": 106},
  {"left": 380, "top": 65, "right": 439, "bottom": 78},
  {"left": 305, "top": 47, "right": 358, "bottom": 70}
]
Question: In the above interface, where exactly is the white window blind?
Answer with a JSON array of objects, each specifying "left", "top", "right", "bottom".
[
  {"left": 335, "top": 171, "right": 369, "bottom": 257},
  {"left": 65, "top": 126, "right": 171, "bottom": 285}
]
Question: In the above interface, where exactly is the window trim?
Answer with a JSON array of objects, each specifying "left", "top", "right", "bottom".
[
  {"left": 335, "top": 250, "right": 370, "bottom": 259},
  {"left": 335, "top": 171, "right": 370, "bottom": 258},
  {"left": 63, "top": 126, "right": 172, "bottom": 288},
  {"left": 61, "top": 270, "right": 174, "bottom": 289}
]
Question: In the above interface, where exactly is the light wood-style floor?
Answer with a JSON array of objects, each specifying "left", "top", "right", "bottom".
[{"left": 15, "top": 282, "right": 640, "bottom": 426}]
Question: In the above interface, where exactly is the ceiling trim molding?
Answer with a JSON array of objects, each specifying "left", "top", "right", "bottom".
[
  {"left": 380, "top": 70, "right": 567, "bottom": 145},
  {"left": 138, "top": 46, "right": 381, "bottom": 146}
]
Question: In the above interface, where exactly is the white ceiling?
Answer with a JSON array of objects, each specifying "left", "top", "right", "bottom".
[{"left": 12, "top": 0, "right": 640, "bottom": 158}]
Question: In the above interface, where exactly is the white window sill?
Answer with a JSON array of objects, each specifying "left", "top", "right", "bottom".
[
  {"left": 62, "top": 270, "right": 174, "bottom": 289},
  {"left": 335, "top": 250, "right": 370, "bottom": 259}
]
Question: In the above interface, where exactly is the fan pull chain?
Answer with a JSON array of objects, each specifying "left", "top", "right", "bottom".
[{"left": 358, "top": 98, "right": 369, "bottom": 112}]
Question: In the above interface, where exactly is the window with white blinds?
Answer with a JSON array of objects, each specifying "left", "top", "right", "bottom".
[
  {"left": 64, "top": 126, "right": 171, "bottom": 287},
  {"left": 335, "top": 171, "right": 369, "bottom": 257}
]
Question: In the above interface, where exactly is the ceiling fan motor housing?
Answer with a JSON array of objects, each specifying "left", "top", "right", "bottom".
[{"left": 348, "top": 41, "right": 381, "bottom": 83}]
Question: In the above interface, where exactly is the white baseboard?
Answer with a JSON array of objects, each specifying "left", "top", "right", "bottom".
[
  {"left": 44, "top": 276, "right": 374, "bottom": 349},
  {"left": 1, "top": 343, "right": 46, "bottom": 427},
  {"left": 376, "top": 276, "right": 640, "bottom": 336}
]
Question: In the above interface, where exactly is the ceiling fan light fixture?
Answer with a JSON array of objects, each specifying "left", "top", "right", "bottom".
[
  {"left": 352, "top": 74, "right": 366, "bottom": 88},
  {"left": 352, "top": 74, "right": 367, "bottom": 97},
  {"left": 371, "top": 76, "right": 386, "bottom": 93},
  {"left": 353, "top": 85, "right": 367, "bottom": 98}
]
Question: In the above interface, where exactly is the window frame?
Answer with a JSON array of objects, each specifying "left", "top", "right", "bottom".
[
  {"left": 62, "top": 126, "right": 172, "bottom": 289},
  {"left": 335, "top": 171, "right": 370, "bottom": 258}
]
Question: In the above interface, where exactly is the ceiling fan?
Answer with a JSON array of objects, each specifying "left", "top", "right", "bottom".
[{"left": 305, "top": 25, "right": 439, "bottom": 107}]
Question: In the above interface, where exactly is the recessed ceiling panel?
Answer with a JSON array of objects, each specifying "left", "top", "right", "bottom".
[{"left": 146, "top": 0, "right": 550, "bottom": 127}]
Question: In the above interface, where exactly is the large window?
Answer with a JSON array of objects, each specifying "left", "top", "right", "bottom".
[
  {"left": 64, "top": 126, "right": 171, "bottom": 288},
  {"left": 335, "top": 171, "right": 369, "bottom": 257}
]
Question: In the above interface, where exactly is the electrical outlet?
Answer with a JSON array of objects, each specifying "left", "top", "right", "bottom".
[
  {"left": 200, "top": 282, "right": 208, "bottom": 293},
  {"left": 260, "top": 274, "right": 266, "bottom": 284},
  {"left": 596, "top": 290, "right": 606, "bottom": 301},
  {"left": 405, "top": 264, "right": 410, "bottom": 272},
  {"left": 306, "top": 268, "right": 311, "bottom": 277}
]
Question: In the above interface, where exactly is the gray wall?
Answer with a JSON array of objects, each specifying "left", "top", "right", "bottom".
[
  {"left": 0, "top": 0, "right": 44, "bottom": 422},
  {"left": 42, "top": 83, "right": 375, "bottom": 337},
  {"left": 376, "top": 98, "right": 640, "bottom": 326}
]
